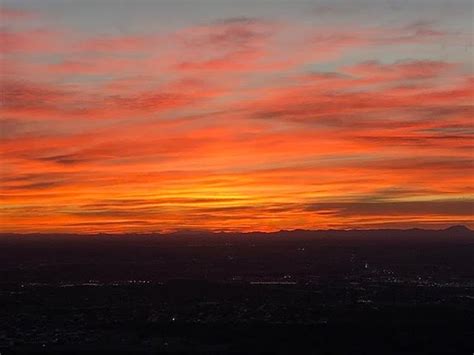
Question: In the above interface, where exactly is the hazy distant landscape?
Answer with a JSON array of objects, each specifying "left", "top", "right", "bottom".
[{"left": 1, "top": 226, "right": 473, "bottom": 283}]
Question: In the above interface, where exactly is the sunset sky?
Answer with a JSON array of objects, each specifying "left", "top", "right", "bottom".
[{"left": 1, "top": 0, "right": 473, "bottom": 233}]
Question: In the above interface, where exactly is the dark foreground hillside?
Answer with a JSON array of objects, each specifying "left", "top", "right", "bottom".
[{"left": 0, "top": 227, "right": 473, "bottom": 354}]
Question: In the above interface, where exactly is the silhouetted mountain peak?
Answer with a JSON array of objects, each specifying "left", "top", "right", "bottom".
[{"left": 444, "top": 225, "right": 472, "bottom": 234}]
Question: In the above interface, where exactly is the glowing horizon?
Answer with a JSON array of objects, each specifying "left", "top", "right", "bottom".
[{"left": 1, "top": 1, "right": 473, "bottom": 233}]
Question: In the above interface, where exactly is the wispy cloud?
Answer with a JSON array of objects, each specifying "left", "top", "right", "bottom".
[{"left": 1, "top": 4, "right": 472, "bottom": 232}]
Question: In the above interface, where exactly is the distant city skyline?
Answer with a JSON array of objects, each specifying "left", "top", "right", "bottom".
[{"left": 1, "top": 0, "right": 473, "bottom": 232}]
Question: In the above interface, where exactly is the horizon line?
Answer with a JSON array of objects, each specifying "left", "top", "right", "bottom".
[{"left": 1, "top": 225, "right": 471, "bottom": 236}]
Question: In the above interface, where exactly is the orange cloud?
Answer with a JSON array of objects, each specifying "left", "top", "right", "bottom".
[{"left": 1, "top": 12, "right": 472, "bottom": 233}]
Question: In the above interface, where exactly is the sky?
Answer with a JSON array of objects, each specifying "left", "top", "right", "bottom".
[{"left": 0, "top": 0, "right": 473, "bottom": 233}]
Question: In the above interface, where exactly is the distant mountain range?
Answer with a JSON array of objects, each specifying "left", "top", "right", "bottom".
[{"left": 1, "top": 225, "right": 472, "bottom": 239}]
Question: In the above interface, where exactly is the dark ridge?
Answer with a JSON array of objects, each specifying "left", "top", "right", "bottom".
[
  {"left": 0, "top": 225, "right": 472, "bottom": 238},
  {"left": 443, "top": 224, "right": 472, "bottom": 233}
]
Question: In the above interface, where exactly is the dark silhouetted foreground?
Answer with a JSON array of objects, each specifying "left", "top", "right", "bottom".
[{"left": 1, "top": 227, "right": 473, "bottom": 354}]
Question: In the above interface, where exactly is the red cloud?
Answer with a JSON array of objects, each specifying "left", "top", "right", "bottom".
[
  {"left": 0, "top": 29, "right": 61, "bottom": 54},
  {"left": 176, "top": 17, "right": 277, "bottom": 51},
  {"left": 79, "top": 34, "right": 160, "bottom": 53},
  {"left": 345, "top": 60, "right": 457, "bottom": 81}
]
